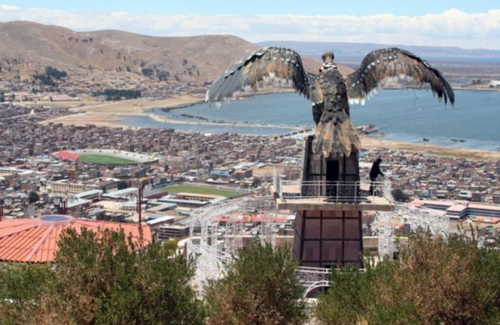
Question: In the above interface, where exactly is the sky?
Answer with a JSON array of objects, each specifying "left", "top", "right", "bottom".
[{"left": 0, "top": 1, "right": 499, "bottom": 49}]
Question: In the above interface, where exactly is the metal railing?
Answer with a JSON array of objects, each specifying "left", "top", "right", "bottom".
[{"left": 277, "top": 178, "right": 393, "bottom": 203}]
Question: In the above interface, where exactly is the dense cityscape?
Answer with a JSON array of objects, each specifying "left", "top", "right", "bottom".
[
  {"left": 1, "top": 100, "right": 499, "bottom": 236},
  {"left": 1, "top": 3, "right": 500, "bottom": 324}
]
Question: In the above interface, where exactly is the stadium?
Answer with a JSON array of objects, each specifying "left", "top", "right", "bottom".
[{"left": 54, "top": 149, "right": 158, "bottom": 165}]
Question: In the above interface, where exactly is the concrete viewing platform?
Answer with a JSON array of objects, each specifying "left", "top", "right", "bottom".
[
  {"left": 275, "top": 196, "right": 395, "bottom": 212},
  {"left": 271, "top": 180, "right": 396, "bottom": 212}
]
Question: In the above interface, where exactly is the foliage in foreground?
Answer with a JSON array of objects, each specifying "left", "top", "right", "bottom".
[
  {"left": 4, "top": 226, "right": 499, "bottom": 325},
  {"left": 315, "top": 232, "right": 500, "bottom": 325},
  {"left": 0, "top": 228, "right": 204, "bottom": 325},
  {"left": 204, "top": 242, "right": 307, "bottom": 325}
]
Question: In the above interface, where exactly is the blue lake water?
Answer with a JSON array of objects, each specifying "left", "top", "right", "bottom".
[{"left": 118, "top": 90, "right": 500, "bottom": 151}]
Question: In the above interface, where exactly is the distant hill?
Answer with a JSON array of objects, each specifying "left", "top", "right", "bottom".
[
  {"left": 0, "top": 21, "right": 351, "bottom": 90},
  {"left": 0, "top": 21, "right": 260, "bottom": 85},
  {"left": 257, "top": 41, "right": 500, "bottom": 64}
]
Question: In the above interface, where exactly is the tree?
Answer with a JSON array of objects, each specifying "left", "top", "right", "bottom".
[
  {"left": 392, "top": 188, "right": 410, "bottom": 202},
  {"left": 0, "top": 228, "right": 204, "bottom": 325},
  {"left": 32, "top": 66, "right": 67, "bottom": 87},
  {"left": 141, "top": 68, "right": 154, "bottom": 77},
  {"left": 101, "top": 89, "right": 141, "bottom": 100},
  {"left": 28, "top": 191, "right": 40, "bottom": 204},
  {"left": 117, "top": 180, "right": 129, "bottom": 190},
  {"left": 44, "top": 66, "right": 67, "bottom": 80},
  {"left": 41, "top": 228, "right": 205, "bottom": 325},
  {"left": 0, "top": 264, "right": 52, "bottom": 324},
  {"left": 204, "top": 242, "right": 306, "bottom": 325},
  {"left": 315, "top": 232, "right": 500, "bottom": 325},
  {"left": 252, "top": 177, "right": 262, "bottom": 187}
]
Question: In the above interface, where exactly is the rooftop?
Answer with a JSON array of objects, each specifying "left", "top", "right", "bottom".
[
  {"left": 0, "top": 215, "right": 151, "bottom": 263},
  {"left": 103, "top": 187, "right": 138, "bottom": 199}
]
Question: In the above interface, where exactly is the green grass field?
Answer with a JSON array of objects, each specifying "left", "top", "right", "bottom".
[
  {"left": 79, "top": 154, "right": 138, "bottom": 165},
  {"left": 162, "top": 185, "right": 245, "bottom": 198}
]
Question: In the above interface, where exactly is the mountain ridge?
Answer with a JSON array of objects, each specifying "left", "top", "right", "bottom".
[{"left": 257, "top": 40, "right": 500, "bottom": 62}]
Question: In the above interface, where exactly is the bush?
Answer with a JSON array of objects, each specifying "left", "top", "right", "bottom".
[
  {"left": 315, "top": 232, "right": 500, "bottom": 325},
  {"left": 0, "top": 264, "right": 52, "bottom": 324},
  {"left": 0, "top": 228, "right": 204, "bottom": 325},
  {"left": 141, "top": 68, "right": 154, "bottom": 77},
  {"left": 45, "top": 66, "right": 67, "bottom": 80},
  {"left": 205, "top": 242, "right": 306, "bottom": 325},
  {"left": 28, "top": 191, "right": 40, "bottom": 204},
  {"left": 32, "top": 66, "right": 67, "bottom": 87},
  {"left": 392, "top": 188, "right": 410, "bottom": 202},
  {"left": 99, "top": 89, "right": 141, "bottom": 100}
]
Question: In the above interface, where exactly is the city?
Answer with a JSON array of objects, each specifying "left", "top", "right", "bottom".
[
  {"left": 1, "top": 99, "right": 499, "bottom": 240},
  {"left": 0, "top": 1, "right": 500, "bottom": 324}
]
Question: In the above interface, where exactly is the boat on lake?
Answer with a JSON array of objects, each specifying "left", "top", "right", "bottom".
[{"left": 357, "top": 124, "right": 379, "bottom": 134}]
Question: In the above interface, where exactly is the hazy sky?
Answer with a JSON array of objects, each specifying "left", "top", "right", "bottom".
[{"left": 0, "top": 1, "right": 499, "bottom": 49}]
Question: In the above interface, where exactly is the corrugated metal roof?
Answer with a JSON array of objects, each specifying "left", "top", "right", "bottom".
[
  {"left": 0, "top": 215, "right": 152, "bottom": 263},
  {"left": 146, "top": 216, "right": 175, "bottom": 226},
  {"left": 103, "top": 187, "right": 138, "bottom": 199}
]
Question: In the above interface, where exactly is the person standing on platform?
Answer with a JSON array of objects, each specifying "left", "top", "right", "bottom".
[{"left": 369, "top": 158, "right": 385, "bottom": 195}]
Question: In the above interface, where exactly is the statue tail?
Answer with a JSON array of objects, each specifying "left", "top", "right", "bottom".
[{"left": 312, "top": 110, "right": 361, "bottom": 158}]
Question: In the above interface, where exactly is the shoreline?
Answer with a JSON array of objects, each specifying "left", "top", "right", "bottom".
[
  {"left": 147, "top": 113, "right": 302, "bottom": 131},
  {"left": 40, "top": 91, "right": 500, "bottom": 161},
  {"left": 44, "top": 112, "right": 500, "bottom": 161},
  {"left": 360, "top": 136, "right": 500, "bottom": 161}
]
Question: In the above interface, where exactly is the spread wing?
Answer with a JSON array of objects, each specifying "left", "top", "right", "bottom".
[
  {"left": 307, "top": 72, "right": 324, "bottom": 124},
  {"left": 346, "top": 48, "right": 454, "bottom": 106},
  {"left": 206, "top": 47, "right": 312, "bottom": 104}
]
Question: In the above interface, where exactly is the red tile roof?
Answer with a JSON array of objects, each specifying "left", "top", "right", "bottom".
[{"left": 0, "top": 215, "right": 152, "bottom": 263}]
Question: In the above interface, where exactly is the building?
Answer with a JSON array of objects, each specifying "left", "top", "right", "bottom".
[
  {"left": 0, "top": 167, "right": 35, "bottom": 179},
  {"left": 75, "top": 189, "right": 103, "bottom": 202},
  {"left": 493, "top": 193, "right": 500, "bottom": 204},
  {"left": 234, "top": 168, "right": 253, "bottom": 179},
  {"left": 50, "top": 180, "right": 97, "bottom": 194},
  {"left": 157, "top": 196, "right": 208, "bottom": 208},
  {"left": 412, "top": 200, "right": 500, "bottom": 221},
  {"left": 458, "top": 190, "right": 472, "bottom": 201},
  {"left": 472, "top": 192, "right": 482, "bottom": 202},
  {"left": 103, "top": 187, "right": 138, "bottom": 201},
  {"left": 0, "top": 215, "right": 151, "bottom": 263},
  {"left": 156, "top": 225, "right": 189, "bottom": 240},
  {"left": 146, "top": 216, "right": 175, "bottom": 232},
  {"left": 173, "top": 192, "right": 223, "bottom": 202},
  {"left": 210, "top": 169, "right": 231, "bottom": 178},
  {"left": 146, "top": 203, "right": 177, "bottom": 214}
]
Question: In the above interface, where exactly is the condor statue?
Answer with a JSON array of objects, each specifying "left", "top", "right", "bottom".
[{"left": 206, "top": 47, "right": 454, "bottom": 158}]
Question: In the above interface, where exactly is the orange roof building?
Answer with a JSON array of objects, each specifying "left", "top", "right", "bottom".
[{"left": 0, "top": 215, "right": 152, "bottom": 263}]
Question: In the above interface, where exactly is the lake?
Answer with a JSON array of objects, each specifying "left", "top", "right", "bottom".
[{"left": 118, "top": 89, "right": 500, "bottom": 151}]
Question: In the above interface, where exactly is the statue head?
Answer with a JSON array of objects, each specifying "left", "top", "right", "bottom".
[{"left": 322, "top": 51, "right": 335, "bottom": 64}]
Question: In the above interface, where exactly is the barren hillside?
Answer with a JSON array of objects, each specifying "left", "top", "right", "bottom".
[{"left": 0, "top": 21, "right": 351, "bottom": 89}]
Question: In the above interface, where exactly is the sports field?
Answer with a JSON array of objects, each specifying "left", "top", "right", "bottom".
[
  {"left": 79, "top": 154, "right": 137, "bottom": 165},
  {"left": 162, "top": 185, "right": 245, "bottom": 198}
]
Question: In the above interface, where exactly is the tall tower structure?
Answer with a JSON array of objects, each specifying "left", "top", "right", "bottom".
[{"left": 274, "top": 136, "right": 394, "bottom": 268}]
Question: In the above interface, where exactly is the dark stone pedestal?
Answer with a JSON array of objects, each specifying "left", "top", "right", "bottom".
[{"left": 292, "top": 136, "right": 363, "bottom": 268}]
